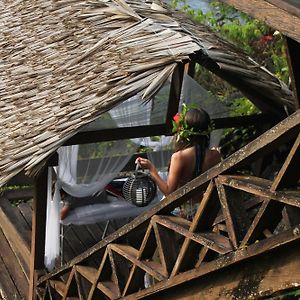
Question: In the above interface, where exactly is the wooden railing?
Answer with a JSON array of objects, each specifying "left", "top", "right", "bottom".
[{"left": 36, "top": 110, "right": 300, "bottom": 299}]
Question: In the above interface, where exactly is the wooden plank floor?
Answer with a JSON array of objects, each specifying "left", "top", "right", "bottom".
[{"left": 0, "top": 196, "right": 123, "bottom": 299}]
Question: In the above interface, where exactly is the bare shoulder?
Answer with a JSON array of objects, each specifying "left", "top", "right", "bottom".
[
  {"left": 171, "top": 150, "right": 185, "bottom": 161},
  {"left": 171, "top": 148, "right": 193, "bottom": 164},
  {"left": 203, "top": 148, "right": 222, "bottom": 171}
]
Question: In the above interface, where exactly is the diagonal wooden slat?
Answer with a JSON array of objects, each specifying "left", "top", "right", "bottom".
[
  {"left": 217, "top": 174, "right": 300, "bottom": 245},
  {"left": 111, "top": 252, "right": 131, "bottom": 296},
  {"left": 218, "top": 175, "right": 300, "bottom": 209},
  {"left": 62, "top": 267, "right": 79, "bottom": 300},
  {"left": 213, "top": 195, "right": 264, "bottom": 226},
  {"left": 284, "top": 205, "right": 300, "bottom": 228},
  {"left": 272, "top": 133, "right": 300, "bottom": 190},
  {"left": 45, "top": 280, "right": 54, "bottom": 300},
  {"left": 97, "top": 281, "right": 119, "bottom": 300},
  {"left": 76, "top": 255, "right": 119, "bottom": 299},
  {"left": 153, "top": 215, "right": 192, "bottom": 230},
  {"left": 153, "top": 220, "right": 182, "bottom": 276},
  {"left": 122, "top": 265, "right": 146, "bottom": 297},
  {"left": 190, "top": 181, "right": 220, "bottom": 232},
  {"left": 86, "top": 249, "right": 108, "bottom": 300},
  {"left": 107, "top": 245, "right": 123, "bottom": 298},
  {"left": 109, "top": 244, "right": 136, "bottom": 294},
  {"left": 171, "top": 182, "right": 220, "bottom": 276},
  {"left": 215, "top": 178, "right": 251, "bottom": 249},
  {"left": 75, "top": 265, "right": 97, "bottom": 281},
  {"left": 137, "top": 221, "right": 157, "bottom": 261},
  {"left": 195, "top": 226, "right": 220, "bottom": 268},
  {"left": 242, "top": 199, "right": 278, "bottom": 245},
  {"left": 216, "top": 178, "right": 239, "bottom": 249},
  {"left": 110, "top": 243, "right": 167, "bottom": 281},
  {"left": 49, "top": 278, "right": 65, "bottom": 297},
  {"left": 110, "top": 244, "right": 139, "bottom": 259},
  {"left": 122, "top": 222, "right": 156, "bottom": 296},
  {"left": 153, "top": 215, "right": 232, "bottom": 254},
  {"left": 90, "top": 249, "right": 119, "bottom": 300}
]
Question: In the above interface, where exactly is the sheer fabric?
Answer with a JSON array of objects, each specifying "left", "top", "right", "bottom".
[
  {"left": 44, "top": 168, "right": 60, "bottom": 271},
  {"left": 45, "top": 95, "right": 153, "bottom": 269}
]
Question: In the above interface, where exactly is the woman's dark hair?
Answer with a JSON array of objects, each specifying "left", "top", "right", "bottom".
[{"left": 174, "top": 108, "right": 211, "bottom": 152}]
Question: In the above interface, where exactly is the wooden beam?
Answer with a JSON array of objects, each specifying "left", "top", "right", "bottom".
[
  {"left": 212, "top": 114, "right": 274, "bottom": 129},
  {"left": 215, "top": 179, "right": 249, "bottom": 249},
  {"left": 218, "top": 175, "right": 300, "bottom": 208},
  {"left": 170, "top": 182, "right": 221, "bottom": 277},
  {"left": 2, "top": 187, "right": 33, "bottom": 201},
  {"left": 63, "top": 124, "right": 167, "bottom": 146},
  {"left": 29, "top": 166, "right": 48, "bottom": 300},
  {"left": 218, "top": 0, "right": 300, "bottom": 43},
  {"left": 285, "top": 37, "right": 300, "bottom": 110},
  {"left": 165, "top": 63, "right": 185, "bottom": 134},
  {"left": 272, "top": 133, "right": 300, "bottom": 190},
  {"left": 266, "top": 0, "right": 300, "bottom": 18}
]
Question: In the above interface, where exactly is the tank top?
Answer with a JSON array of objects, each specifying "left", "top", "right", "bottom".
[{"left": 194, "top": 144, "right": 204, "bottom": 178}]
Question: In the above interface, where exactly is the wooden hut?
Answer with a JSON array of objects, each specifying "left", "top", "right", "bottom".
[{"left": 0, "top": 0, "right": 299, "bottom": 299}]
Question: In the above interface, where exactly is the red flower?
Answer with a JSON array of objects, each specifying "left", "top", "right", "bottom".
[
  {"left": 173, "top": 113, "right": 180, "bottom": 123},
  {"left": 260, "top": 34, "right": 273, "bottom": 44}
]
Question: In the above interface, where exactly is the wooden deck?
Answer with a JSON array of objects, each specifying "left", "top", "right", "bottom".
[{"left": 0, "top": 195, "right": 122, "bottom": 300}]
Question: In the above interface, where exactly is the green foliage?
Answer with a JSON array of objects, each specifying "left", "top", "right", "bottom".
[
  {"left": 229, "top": 97, "right": 259, "bottom": 117},
  {"left": 172, "top": 1, "right": 289, "bottom": 85}
]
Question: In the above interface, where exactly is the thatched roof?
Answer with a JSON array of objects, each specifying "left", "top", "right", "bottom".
[{"left": 0, "top": 0, "right": 295, "bottom": 187}]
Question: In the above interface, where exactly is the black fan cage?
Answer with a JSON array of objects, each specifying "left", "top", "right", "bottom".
[{"left": 123, "top": 171, "right": 157, "bottom": 207}]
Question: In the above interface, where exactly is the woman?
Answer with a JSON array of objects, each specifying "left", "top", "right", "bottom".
[{"left": 136, "top": 106, "right": 221, "bottom": 197}]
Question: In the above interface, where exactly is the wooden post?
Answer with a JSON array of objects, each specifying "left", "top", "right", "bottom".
[
  {"left": 165, "top": 63, "right": 185, "bottom": 134},
  {"left": 29, "top": 166, "right": 48, "bottom": 300},
  {"left": 184, "top": 61, "right": 195, "bottom": 78},
  {"left": 285, "top": 36, "right": 300, "bottom": 110}
]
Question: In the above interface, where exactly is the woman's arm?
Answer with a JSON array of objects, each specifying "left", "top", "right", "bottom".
[{"left": 136, "top": 153, "right": 183, "bottom": 196}]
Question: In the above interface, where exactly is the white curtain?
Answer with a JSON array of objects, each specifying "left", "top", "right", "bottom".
[
  {"left": 44, "top": 95, "right": 153, "bottom": 270},
  {"left": 44, "top": 168, "right": 60, "bottom": 271},
  {"left": 57, "top": 142, "right": 133, "bottom": 198},
  {"left": 109, "top": 94, "right": 152, "bottom": 127}
]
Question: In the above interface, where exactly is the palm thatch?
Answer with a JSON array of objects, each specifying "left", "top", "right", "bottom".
[{"left": 0, "top": 0, "right": 295, "bottom": 187}]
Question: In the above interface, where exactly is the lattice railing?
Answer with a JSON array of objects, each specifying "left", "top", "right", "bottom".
[{"left": 36, "top": 111, "right": 300, "bottom": 299}]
